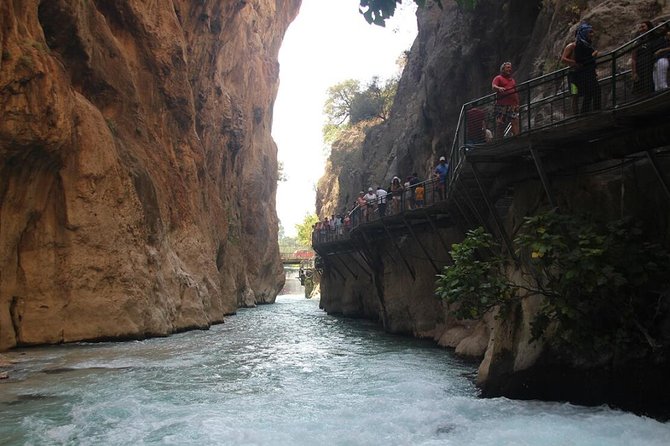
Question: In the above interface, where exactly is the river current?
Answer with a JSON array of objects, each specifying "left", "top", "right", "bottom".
[{"left": 1, "top": 273, "right": 668, "bottom": 445}]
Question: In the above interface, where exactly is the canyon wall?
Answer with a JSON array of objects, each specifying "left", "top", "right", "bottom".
[
  {"left": 316, "top": 0, "right": 670, "bottom": 415},
  {"left": 0, "top": 0, "right": 300, "bottom": 350}
]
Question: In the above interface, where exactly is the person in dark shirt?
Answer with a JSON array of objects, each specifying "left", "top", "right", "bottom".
[
  {"left": 631, "top": 21, "right": 656, "bottom": 97},
  {"left": 574, "top": 22, "right": 601, "bottom": 113}
]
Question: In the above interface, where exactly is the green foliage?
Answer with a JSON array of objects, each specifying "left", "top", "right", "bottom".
[
  {"left": 323, "top": 77, "right": 398, "bottom": 142},
  {"left": 324, "top": 79, "right": 361, "bottom": 128},
  {"left": 516, "top": 212, "right": 670, "bottom": 353},
  {"left": 435, "top": 228, "right": 516, "bottom": 319},
  {"left": 296, "top": 213, "right": 319, "bottom": 248},
  {"left": 277, "top": 160, "right": 287, "bottom": 182},
  {"left": 435, "top": 212, "right": 670, "bottom": 358},
  {"left": 357, "top": 0, "right": 482, "bottom": 26},
  {"left": 358, "top": 0, "right": 451, "bottom": 27}
]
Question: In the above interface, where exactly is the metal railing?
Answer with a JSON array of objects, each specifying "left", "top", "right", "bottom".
[
  {"left": 312, "top": 177, "right": 443, "bottom": 245},
  {"left": 447, "top": 20, "right": 670, "bottom": 193}
]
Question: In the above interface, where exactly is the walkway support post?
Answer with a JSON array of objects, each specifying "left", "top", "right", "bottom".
[
  {"left": 646, "top": 149, "right": 670, "bottom": 204},
  {"left": 334, "top": 254, "right": 358, "bottom": 279},
  {"left": 402, "top": 215, "right": 441, "bottom": 274},
  {"left": 422, "top": 210, "right": 452, "bottom": 258},
  {"left": 345, "top": 252, "right": 373, "bottom": 279},
  {"left": 470, "top": 163, "right": 519, "bottom": 263},
  {"left": 324, "top": 256, "right": 346, "bottom": 280},
  {"left": 380, "top": 218, "right": 416, "bottom": 280},
  {"left": 529, "top": 144, "right": 557, "bottom": 209}
]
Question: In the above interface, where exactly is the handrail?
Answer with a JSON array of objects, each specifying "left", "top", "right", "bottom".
[{"left": 447, "top": 20, "right": 670, "bottom": 194}]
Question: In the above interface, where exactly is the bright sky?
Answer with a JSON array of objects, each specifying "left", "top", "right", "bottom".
[{"left": 272, "top": 0, "right": 418, "bottom": 237}]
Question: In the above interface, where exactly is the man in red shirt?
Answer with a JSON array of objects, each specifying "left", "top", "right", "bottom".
[{"left": 492, "top": 62, "right": 520, "bottom": 139}]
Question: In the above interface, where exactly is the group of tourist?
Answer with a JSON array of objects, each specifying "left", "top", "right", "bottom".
[
  {"left": 312, "top": 157, "right": 450, "bottom": 244},
  {"left": 631, "top": 21, "right": 670, "bottom": 95}
]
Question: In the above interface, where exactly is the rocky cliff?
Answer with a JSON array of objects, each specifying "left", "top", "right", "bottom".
[
  {"left": 316, "top": 0, "right": 670, "bottom": 416},
  {"left": 0, "top": 0, "right": 300, "bottom": 350}
]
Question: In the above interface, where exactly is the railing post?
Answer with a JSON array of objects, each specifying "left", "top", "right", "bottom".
[
  {"left": 612, "top": 50, "right": 616, "bottom": 108},
  {"left": 462, "top": 105, "right": 468, "bottom": 146}
]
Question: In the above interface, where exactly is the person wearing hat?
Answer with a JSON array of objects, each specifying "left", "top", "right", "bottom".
[
  {"left": 363, "top": 187, "right": 378, "bottom": 222},
  {"left": 434, "top": 156, "right": 449, "bottom": 200}
]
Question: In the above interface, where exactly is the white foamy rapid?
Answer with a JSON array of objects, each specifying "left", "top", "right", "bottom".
[{"left": 1, "top": 273, "right": 668, "bottom": 445}]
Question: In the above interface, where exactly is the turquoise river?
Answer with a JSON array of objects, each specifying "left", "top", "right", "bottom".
[{"left": 1, "top": 272, "right": 669, "bottom": 445}]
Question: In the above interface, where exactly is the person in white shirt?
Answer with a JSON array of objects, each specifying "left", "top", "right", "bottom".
[
  {"left": 363, "top": 187, "right": 377, "bottom": 222},
  {"left": 376, "top": 185, "right": 388, "bottom": 217}
]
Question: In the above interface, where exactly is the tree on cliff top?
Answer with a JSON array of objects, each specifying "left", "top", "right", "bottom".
[
  {"left": 323, "top": 77, "right": 398, "bottom": 144},
  {"left": 296, "top": 213, "right": 319, "bottom": 247},
  {"left": 359, "top": 0, "right": 476, "bottom": 26}
]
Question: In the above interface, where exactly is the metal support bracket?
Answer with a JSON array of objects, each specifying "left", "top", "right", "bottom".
[
  {"left": 402, "top": 215, "right": 441, "bottom": 273},
  {"left": 470, "top": 163, "right": 519, "bottom": 264},
  {"left": 529, "top": 144, "right": 557, "bottom": 209}
]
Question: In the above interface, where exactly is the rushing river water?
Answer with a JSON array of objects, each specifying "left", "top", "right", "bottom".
[{"left": 1, "top": 273, "right": 668, "bottom": 445}]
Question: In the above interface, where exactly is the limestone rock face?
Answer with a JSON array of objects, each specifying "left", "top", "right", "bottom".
[{"left": 0, "top": 0, "right": 300, "bottom": 350}]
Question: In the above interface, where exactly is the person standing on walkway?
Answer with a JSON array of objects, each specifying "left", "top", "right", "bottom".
[
  {"left": 376, "top": 185, "right": 388, "bottom": 218},
  {"left": 390, "top": 176, "right": 403, "bottom": 214},
  {"left": 574, "top": 23, "right": 601, "bottom": 113},
  {"left": 363, "top": 187, "right": 377, "bottom": 222},
  {"left": 653, "top": 25, "right": 670, "bottom": 91},
  {"left": 632, "top": 21, "right": 656, "bottom": 97},
  {"left": 434, "top": 156, "right": 449, "bottom": 201},
  {"left": 492, "top": 62, "right": 520, "bottom": 139},
  {"left": 561, "top": 37, "right": 580, "bottom": 114}
]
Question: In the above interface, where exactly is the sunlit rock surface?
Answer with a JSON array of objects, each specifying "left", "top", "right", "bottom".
[{"left": 0, "top": 0, "right": 300, "bottom": 350}]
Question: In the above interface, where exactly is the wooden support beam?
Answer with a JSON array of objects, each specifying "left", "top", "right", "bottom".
[
  {"left": 471, "top": 163, "right": 519, "bottom": 264},
  {"left": 402, "top": 215, "right": 441, "bottom": 273},
  {"left": 529, "top": 144, "right": 557, "bottom": 209},
  {"left": 646, "top": 150, "right": 670, "bottom": 205},
  {"left": 380, "top": 218, "right": 416, "bottom": 280}
]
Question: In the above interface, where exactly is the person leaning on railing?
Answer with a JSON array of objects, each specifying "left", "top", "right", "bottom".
[{"left": 491, "top": 62, "right": 520, "bottom": 139}]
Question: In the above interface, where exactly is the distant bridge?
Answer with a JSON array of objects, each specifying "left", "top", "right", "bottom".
[
  {"left": 313, "top": 21, "right": 670, "bottom": 278},
  {"left": 279, "top": 245, "right": 315, "bottom": 265}
]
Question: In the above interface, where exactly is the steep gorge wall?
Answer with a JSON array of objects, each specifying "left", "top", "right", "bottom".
[
  {"left": 316, "top": 0, "right": 670, "bottom": 414},
  {"left": 0, "top": 0, "right": 300, "bottom": 350}
]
